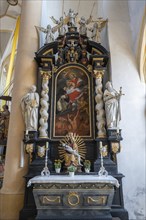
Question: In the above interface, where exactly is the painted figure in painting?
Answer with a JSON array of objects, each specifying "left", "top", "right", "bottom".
[
  {"left": 103, "top": 81, "right": 122, "bottom": 129},
  {"left": 57, "top": 71, "right": 84, "bottom": 113},
  {"left": 55, "top": 67, "right": 90, "bottom": 137},
  {"left": 21, "top": 85, "right": 39, "bottom": 133}
]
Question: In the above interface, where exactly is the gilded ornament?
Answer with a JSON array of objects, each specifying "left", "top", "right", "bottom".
[
  {"left": 111, "top": 143, "right": 120, "bottom": 154},
  {"left": 87, "top": 65, "right": 93, "bottom": 73},
  {"left": 101, "top": 145, "right": 108, "bottom": 157},
  {"left": 52, "top": 65, "right": 58, "bottom": 74},
  {"left": 87, "top": 196, "right": 107, "bottom": 205},
  {"left": 40, "top": 70, "right": 52, "bottom": 80},
  {"left": 26, "top": 144, "right": 33, "bottom": 163},
  {"left": 37, "top": 145, "right": 46, "bottom": 157},
  {"left": 67, "top": 192, "right": 80, "bottom": 206},
  {"left": 42, "top": 196, "right": 61, "bottom": 204},
  {"left": 93, "top": 70, "right": 104, "bottom": 78}
]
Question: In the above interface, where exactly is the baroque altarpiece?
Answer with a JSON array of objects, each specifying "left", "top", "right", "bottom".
[{"left": 19, "top": 11, "right": 129, "bottom": 220}]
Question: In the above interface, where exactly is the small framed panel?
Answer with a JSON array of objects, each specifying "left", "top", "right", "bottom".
[{"left": 50, "top": 64, "right": 93, "bottom": 140}]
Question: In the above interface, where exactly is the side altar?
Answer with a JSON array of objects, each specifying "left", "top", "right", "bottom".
[{"left": 19, "top": 9, "right": 128, "bottom": 220}]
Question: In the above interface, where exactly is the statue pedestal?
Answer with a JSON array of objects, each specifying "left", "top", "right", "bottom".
[
  {"left": 28, "top": 175, "right": 119, "bottom": 220},
  {"left": 107, "top": 129, "right": 122, "bottom": 141},
  {"left": 24, "top": 131, "right": 38, "bottom": 143}
]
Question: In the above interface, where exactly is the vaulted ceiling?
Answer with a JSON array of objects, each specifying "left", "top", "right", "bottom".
[{"left": 0, "top": 0, "right": 22, "bottom": 58}]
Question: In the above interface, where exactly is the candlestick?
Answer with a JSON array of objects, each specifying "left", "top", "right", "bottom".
[
  {"left": 20, "top": 141, "right": 24, "bottom": 168},
  {"left": 98, "top": 141, "right": 108, "bottom": 177},
  {"left": 99, "top": 141, "right": 102, "bottom": 149},
  {"left": 41, "top": 142, "right": 50, "bottom": 176}
]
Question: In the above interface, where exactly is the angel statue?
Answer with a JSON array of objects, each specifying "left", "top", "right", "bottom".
[
  {"left": 35, "top": 24, "right": 55, "bottom": 44},
  {"left": 66, "top": 8, "right": 78, "bottom": 27},
  {"left": 89, "top": 17, "right": 108, "bottom": 43},
  {"left": 50, "top": 16, "right": 66, "bottom": 36},
  {"left": 78, "top": 16, "right": 92, "bottom": 36}
]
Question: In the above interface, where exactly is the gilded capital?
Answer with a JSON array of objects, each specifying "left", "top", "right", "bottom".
[
  {"left": 93, "top": 70, "right": 104, "bottom": 78},
  {"left": 40, "top": 70, "right": 52, "bottom": 80}
]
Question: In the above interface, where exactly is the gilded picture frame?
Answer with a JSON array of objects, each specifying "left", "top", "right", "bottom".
[{"left": 50, "top": 64, "right": 93, "bottom": 139}]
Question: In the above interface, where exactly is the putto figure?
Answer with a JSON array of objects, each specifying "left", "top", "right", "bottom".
[
  {"left": 21, "top": 85, "right": 39, "bottom": 133},
  {"left": 78, "top": 16, "right": 92, "bottom": 36},
  {"left": 89, "top": 17, "right": 108, "bottom": 43},
  {"left": 36, "top": 24, "right": 54, "bottom": 44},
  {"left": 67, "top": 8, "right": 78, "bottom": 27},
  {"left": 50, "top": 16, "right": 66, "bottom": 36},
  {"left": 103, "top": 81, "right": 123, "bottom": 129}
]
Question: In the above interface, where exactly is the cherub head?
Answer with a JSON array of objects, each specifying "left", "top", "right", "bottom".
[{"left": 47, "top": 25, "right": 51, "bottom": 31}]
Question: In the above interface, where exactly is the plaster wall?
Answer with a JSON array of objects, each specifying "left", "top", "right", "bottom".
[
  {"left": 103, "top": 1, "right": 146, "bottom": 219},
  {"left": 127, "top": 0, "right": 145, "bottom": 55}
]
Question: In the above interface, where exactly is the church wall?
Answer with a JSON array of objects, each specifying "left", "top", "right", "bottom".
[
  {"left": 104, "top": 1, "right": 146, "bottom": 219},
  {"left": 127, "top": 0, "right": 145, "bottom": 56}
]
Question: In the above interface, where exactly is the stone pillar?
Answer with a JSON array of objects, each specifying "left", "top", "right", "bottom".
[{"left": 0, "top": 1, "right": 42, "bottom": 219}]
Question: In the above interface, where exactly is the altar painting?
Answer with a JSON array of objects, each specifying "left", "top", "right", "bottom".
[{"left": 53, "top": 66, "right": 91, "bottom": 138}]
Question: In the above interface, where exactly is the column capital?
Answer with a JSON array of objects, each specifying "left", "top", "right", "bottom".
[
  {"left": 40, "top": 70, "right": 52, "bottom": 80},
  {"left": 93, "top": 70, "right": 104, "bottom": 78}
]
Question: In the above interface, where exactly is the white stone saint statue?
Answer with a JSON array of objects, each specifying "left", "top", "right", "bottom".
[
  {"left": 21, "top": 85, "right": 39, "bottom": 133},
  {"left": 103, "top": 81, "right": 122, "bottom": 129}
]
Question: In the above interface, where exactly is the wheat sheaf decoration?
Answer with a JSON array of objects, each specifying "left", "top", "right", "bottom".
[{"left": 59, "top": 132, "right": 86, "bottom": 164}]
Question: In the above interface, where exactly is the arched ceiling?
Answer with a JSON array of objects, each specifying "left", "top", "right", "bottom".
[{"left": 0, "top": 0, "right": 22, "bottom": 58}]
